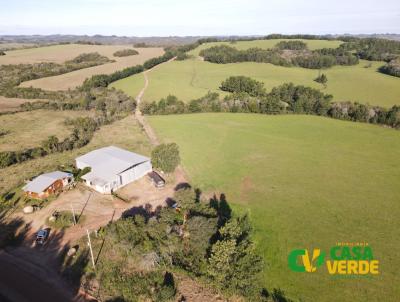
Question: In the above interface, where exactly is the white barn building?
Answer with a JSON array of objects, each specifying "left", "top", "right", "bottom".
[{"left": 76, "top": 146, "right": 152, "bottom": 194}]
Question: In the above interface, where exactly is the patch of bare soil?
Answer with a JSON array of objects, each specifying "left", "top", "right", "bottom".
[
  {"left": 240, "top": 176, "right": 255, "bottom": 200},
  {"left": 175, "top": 274, "right": 241, "bottom": 302},
  {"left": 0, "top": 96, "right": 39, "bottom": 112}
]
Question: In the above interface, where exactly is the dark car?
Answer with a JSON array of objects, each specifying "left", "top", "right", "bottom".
[
  {"left": 35, "top": 229, "right": 49, "bottom": 245},
  {"left": 147, "top": 171, "right": 165, "bottom": 188}
]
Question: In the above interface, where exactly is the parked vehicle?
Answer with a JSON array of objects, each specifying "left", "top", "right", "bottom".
[
  {"left": 147, "top": 171, "right": 165, "bottom": 188},
  {"left": 35, "top": 229, "right": 49, "bottom": 245}
]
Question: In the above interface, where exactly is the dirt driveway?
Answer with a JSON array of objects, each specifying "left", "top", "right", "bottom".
[{"left": 15, "top": 176, "right": 186, "bottom": 246}]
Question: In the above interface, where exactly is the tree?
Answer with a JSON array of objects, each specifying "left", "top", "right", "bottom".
[
  {"left": 220, "top": 76, "right": 266, "bottom": 97},
  {"left": 41, "top": 135, "right": 59, "bottom": 153},
  {"left": 207, "top": 214, "right": 264, "bottom": 299},
  {"left": 151, "top": 143, "right": 180, "bottom": 173}
]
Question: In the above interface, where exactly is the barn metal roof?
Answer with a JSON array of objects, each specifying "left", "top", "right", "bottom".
[
  {"left": 23, "top": 171, "right": 72, "bottom": 194},
  {"left": 76, "top": 146, "right": 150, "bottom": 183}
]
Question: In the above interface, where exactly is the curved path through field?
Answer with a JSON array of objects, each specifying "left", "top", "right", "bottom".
[{"left": 134, "top": 57, "right": 189, "bottom": 183}]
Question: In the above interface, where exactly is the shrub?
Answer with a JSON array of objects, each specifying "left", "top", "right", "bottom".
[
  {"left": 151, "top": 143, "right": 181, "bottom": 173},
  {"left": 220, "top": 76, "right": 266, "bottom": 96},
  {"left": 314, "top": 73, "right": 328, "bottom": 85},
  {"left": 113, "top": 49, "right": 139, "bottom": 57},
  {"left": 276, "top": 40, "right": 307, "bottom": 50},
  {"left": 47, "top": 211, "right": 80, "bottom": 229}
]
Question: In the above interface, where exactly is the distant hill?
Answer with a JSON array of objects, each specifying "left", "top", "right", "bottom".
[{"left": 1, "top": 33, "right": 399, "bottom": 47}]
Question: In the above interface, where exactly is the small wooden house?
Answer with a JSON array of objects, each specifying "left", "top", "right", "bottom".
[{"left": 23, "top": 171, "right": 73, "bottom": 199}]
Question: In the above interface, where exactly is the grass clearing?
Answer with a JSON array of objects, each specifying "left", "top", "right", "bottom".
[
  {"left": 17, "top": 45, "right": 164, "bottom": 91},
  {"left": 148, "top": 113, "right": 400, "bottom": 302},
  {"left": 0, "top": 110, "right": 93, "bottom": 152},
  {"left": 0, "top": 114, "right": 151, "bottom": 194},
  {"left": 114, "top": 58, "right": 400, "bottom": 107},
  {"left": 188, "top": 39, "right": 344, "bottom": 56}
]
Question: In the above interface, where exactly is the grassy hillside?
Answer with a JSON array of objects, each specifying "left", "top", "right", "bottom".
[
  {"left": 188, "top": 39, "right": 344, "bottom": 56},
  {"left": 110, "top": 72, "right": 144, "bottom": 98},
  {"left": 0, "top": 110, "right": 93, "bottom": 152},
  {"left": 148, "top": 113, "right": 400, "bottom": 302},
  {"left": 112, "top": 58, "right": 400, "bottom": 107}
]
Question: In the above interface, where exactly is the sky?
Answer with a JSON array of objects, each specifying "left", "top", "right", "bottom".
[{"left": 0, "top": 0, "right": 399, "bottom": 36}]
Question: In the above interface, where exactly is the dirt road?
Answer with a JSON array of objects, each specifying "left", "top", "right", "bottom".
[
  {"left": 134, "top": 57, "right": 190, "bottom": 182},
  {"left": 0, "top": 249, "right": 88, "bottom": 302}
]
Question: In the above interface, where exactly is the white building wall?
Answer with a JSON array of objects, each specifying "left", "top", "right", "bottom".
[
  {"left": 119, "top": 161, "right": 152, "bottom": 187},
  {"left": 76, "top": 160, "right": 90, "bottom": 170}
]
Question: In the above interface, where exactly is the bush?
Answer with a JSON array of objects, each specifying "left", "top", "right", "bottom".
[
  {"left": 314, "top": 73, "right": 328, "bottom": 85},
  {"left": 380, "top": 58, "right": 400, "bottom": 77},
  {"left": 276, "top": 40, "right": 307, "bottom": 50},
  {"left": 220, "top": 76, "right": 266, "bottom": 96},
  {"left": 47, "top": 211, "right": 80, "bottom": 229},
  {"left": 151, "top": 143, "right": 181, "bottom": 173},
  {"left": 113, "top": 49, "right": 139, "bottom": 57}
]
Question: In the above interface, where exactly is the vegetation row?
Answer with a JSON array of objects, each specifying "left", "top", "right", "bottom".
[{"left": 141, "top": 76, "right": 400, "bottom": 129}]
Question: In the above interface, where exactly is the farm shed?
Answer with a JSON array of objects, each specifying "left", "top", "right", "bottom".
[
  {"left": 76, "top": 146, "right": 152, "bottom": 194},
  {"left": 23, "top": 171, "right": 73, "bottom": 199}
]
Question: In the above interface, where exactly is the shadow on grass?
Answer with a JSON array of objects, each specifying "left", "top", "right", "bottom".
[{"left": 0, "top": 209, "right": 91, "bottom": 301}]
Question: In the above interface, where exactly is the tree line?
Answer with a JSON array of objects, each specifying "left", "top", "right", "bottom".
[
  {"left": 80, "top": 51, "right": 175, "bottom": 90},
  {"left": 141, "top": 76, "right": 400, "bottom": 130},
  {"left": 0, "top": 52, "right": 111, "bottom": 98},
  {"left": 199, "top": 45, "right": 358, "bottom": 69}
]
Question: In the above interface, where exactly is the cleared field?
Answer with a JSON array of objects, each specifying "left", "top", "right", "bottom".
[
  {"left": 149, "top": 113, "right": 400, "bottom": 302},
  {"left": 0, "top": 115, "right": 151, "bottom": 194},
  {"left": 0, "top": 96, "right": 39, "bottom": 112},
  {"left": 17, "top": 45, "right": 164, "bottom": 91},
  {"left": 0, "top": 43, "right": 36, "bottom": 51},
  {"left": 188, "top": 39, "right": 344, "bottom": 56},
  {"left": 0, "top": 43, "right": 160, "bottom": 64},
  {"left": 0, "top": 110, "right": 92, "bottom": 152},
  {"left": 114, "top": 58, "right": 400, "bottom": 107}
]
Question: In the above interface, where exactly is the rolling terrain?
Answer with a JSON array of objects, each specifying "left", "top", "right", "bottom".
[
  {"left": 112, "top": 39, "right": 400, "bottom": 107},
  {"left": 148, "top": 113, "right": 400, "bottom": 302},
  {"left": 188, "top": 38, "right": 344, "bottom": 56},
  {"left": 1, "top": 43, "right": 164, "bottom": 91}
]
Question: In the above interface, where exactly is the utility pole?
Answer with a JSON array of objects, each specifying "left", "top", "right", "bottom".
[
  {"left": 70, "top": 203, "right": 77, "bottom": 225},
  {"left": 86, "top": 229, "right": 96, "bottom": 269}
]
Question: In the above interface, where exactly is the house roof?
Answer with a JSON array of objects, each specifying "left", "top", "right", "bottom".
[
  {"left": 23, "top": 171, "right": 72, "bottom": 194},
  {"left": 76, "top": 146, "right": 150, "bottom": 184}
]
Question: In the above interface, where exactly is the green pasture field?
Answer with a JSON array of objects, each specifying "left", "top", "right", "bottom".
[
  {"left": 110, "top": 72, "right": 144, "bottom": 98},
  {"left": 188, "top": 39, "right": 344, "bottom": 56},
  {"left": 148, "top": 113, "right": 400, "bottom": 302},
  {"left": 112, "top": 58, "right": 400, "bottom": 108}
]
